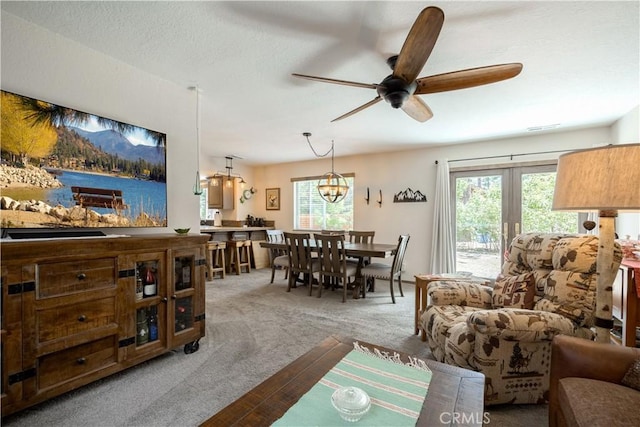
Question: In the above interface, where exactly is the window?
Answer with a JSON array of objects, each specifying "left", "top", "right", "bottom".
[
  {"left": 199, "top": 187, "right": 208, "bottom": 220},
  {"left": 293, "top": 175, "right": 354, "bottom": 230},
  {"left": 451, "top": 164, "right": 583, "bottom": 278}
]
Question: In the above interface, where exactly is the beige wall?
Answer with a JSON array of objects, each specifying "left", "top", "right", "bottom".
[
  {"left": 612, "top": 105, "right": 640, "bottom": 238},
  {"left": 248, "top": 126, "right": 635, "bottom": 277},
  {"left": 2, "top": 13, "right": 200, "bottom": 233}
]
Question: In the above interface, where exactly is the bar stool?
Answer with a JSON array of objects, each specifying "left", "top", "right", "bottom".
[
  {"left": 227, "top": 239, "right": 252, "bottom": 275},
  {"left": 206, "top": 241, "right": 226, "bottom": 280}
]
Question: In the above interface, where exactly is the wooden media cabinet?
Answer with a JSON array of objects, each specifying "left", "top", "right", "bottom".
[{"left": 1, "top": 233, "right": 209, "bottom": 416}]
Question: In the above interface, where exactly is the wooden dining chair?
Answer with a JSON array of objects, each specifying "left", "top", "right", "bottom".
[
  {"left": 348, "top": 230, "right": 375, "bottom": 245},
  {"left": 321, "top": 229, "right": 348, "bottom": 238},
  {"left": 360, "top": 234, "right": 410, "bottom": 304},
  {"left": 266, "top": 229, "right": 288, "bottom": 284},
  {"left": 284, "top": 232, "right": 320, "bottom": 294},
  {"left": 314, "top": 233, "right": 358, "bottom": 303},
  {"left": 347, "top": 230, "right": 376, "bottom": 291}
]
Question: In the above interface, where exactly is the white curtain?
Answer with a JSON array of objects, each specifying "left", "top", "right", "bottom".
[{"left": 430, "top": 160, "right": 456, "bottom": 274}]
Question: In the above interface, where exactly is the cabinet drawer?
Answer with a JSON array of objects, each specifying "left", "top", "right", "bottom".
[
  {"left": 37, "top": 297, "right": 116, "bottom": 343},
  {"left": 38, "top": 258, "right": 116, "bottom": 298},
  {"left": 38, "top": 335, "right": 117, "bottom": 390}
]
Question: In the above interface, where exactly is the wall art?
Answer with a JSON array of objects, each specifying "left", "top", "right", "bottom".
[
  {"left": 393, "top": 188, "right": 427, "bottom": 203},
  {"left": 266, "top": 187, "right": 280, "bottom": 210}
]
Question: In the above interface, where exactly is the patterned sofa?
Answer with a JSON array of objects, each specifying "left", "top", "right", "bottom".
[{"left": 421, "top": 233, "right": 622, "bottom": 405}]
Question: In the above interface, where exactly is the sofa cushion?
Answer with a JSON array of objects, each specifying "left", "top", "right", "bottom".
[
  {"left": 559, "top": 377, "right": 640, "bottom": 426},
  {"left": 426, "top": 280, "right": 493, "bottom": 309},
  {"left": 523, "top": 233, "right": 568, "bottom": 270},
  {"left": 492, "top": 273, "right": 535, "bottom": 309},
  {"left": 502, "top": 233, "right": 569, "bottom": 298},
  {"left": 534, "top": 235, "right": 608, "bottom": 327}
]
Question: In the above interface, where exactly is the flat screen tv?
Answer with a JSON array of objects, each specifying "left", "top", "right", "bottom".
[{"left": 1, "top": 89, "right": 167, "bottom": 237}]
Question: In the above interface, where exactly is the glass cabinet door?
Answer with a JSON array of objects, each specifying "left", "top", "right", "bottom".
[
  {"left": 170, "top": 249, "right": 203, "bottom": 353},
  {"left": 118, "top": 252, "right": 166, "bottom": 357},
  {"left": 174, "top": 256, "right": 194, "bottom": 292},
  {"left": 172, "top": 253, "right": 195, "bottom": 335},
  {"left": 135, "top": 259, "right": 162, "bottom": 347}
]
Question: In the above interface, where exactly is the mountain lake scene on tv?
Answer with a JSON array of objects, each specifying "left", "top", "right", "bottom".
[{"left": 0, "top": 90, "right": 167, "bottom": 229}]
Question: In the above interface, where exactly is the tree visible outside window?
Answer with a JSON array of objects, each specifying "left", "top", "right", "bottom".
[
  {"left": 293, "top": 176, "right": 354, "bottom": 230},
  {"left": 453, "top": 166, "right": 579, "bottom": 279}
]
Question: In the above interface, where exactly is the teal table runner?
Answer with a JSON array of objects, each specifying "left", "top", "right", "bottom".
[{"left": 272, "top": 342, "right": 432, "bottom": 426}]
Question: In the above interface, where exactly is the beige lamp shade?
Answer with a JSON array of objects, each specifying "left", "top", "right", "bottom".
[{"left": 552, "top": 143, "right": 640, "bottom": 212}]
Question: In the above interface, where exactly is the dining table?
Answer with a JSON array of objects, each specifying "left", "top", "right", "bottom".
[{"left": 259, "top": 240, "right": 397, "bottom": 298}]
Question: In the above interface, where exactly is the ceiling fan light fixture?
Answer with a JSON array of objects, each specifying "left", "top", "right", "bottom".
[
  {"left": 292, "top": 7, "right": 521, "bottom": 123},
  {"left": 376, "top": 76, "right": 416, "bottom": 109},
  {"left": 386, "top": 91, "right": 410, "bottom": 109}
]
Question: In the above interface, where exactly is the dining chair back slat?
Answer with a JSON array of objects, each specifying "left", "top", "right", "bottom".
[
  {"left": 360, "top": 234, "right": 410, "bottom": 303},
  {"left": 314, "top": 233, "right": 358, "bottom": 302},
  {"left": 321, "top": 229, "right": 348, "bottom": 238},
  {"left": 348, "top": 230, "right": 375, "bottom": 244},
  {"left": 284, "top": 232, "right": 320, "bottom": 294},
  {"left": 266, "top": 230, "right": 288, "bottom": 284},
  {"left": 347, "top": 230, "right": 376, "bottom": 291},
  {"left": 348, "top": 230, "right": 375, "bottom": 262}
]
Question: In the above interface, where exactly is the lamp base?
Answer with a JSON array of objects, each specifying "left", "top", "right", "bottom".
[{"left": 594, "top": 213, "right": 617, "bottom": 343}]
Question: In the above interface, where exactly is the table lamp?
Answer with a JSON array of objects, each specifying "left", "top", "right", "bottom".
[{"left": 553, "top": 143, "right": 640, "bottom": 343}]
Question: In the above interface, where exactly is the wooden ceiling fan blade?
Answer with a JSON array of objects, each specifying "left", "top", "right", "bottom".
[
  {"left": 292, "top": 73, "right": 377, "bottom": 89},
  {"left": 331, "top": 97, "right": 382, "bottom": 122},
  {"left": 393, "top": 7, "right": 444, "bottom": 83},
  {"left": 401, "top": 96, "right": 433, "bottom": 122},
  {"left": 415, "top": 63, "right": 523, "bottom": 94}
]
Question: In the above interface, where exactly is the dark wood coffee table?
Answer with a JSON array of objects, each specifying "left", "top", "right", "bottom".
[{"left": 200, "top": 335, "right": 485, "bottom": 427}]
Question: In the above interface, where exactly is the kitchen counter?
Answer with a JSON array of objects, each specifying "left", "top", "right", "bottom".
[
  {"left": 200, "top": 226, "right": 274, "bottom": 269},
  {"left": 200, "top": 226, "right": 273, "bottom": 233},
  {"left": 200, "top": 226, "right": 273, "bottom": 242}
]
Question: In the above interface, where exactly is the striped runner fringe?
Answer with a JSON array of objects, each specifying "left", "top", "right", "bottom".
[{"left": 272, "top": 344, "right": 432, "bottom": 426}]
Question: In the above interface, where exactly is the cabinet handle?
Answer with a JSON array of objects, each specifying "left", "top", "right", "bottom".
[
  {"left": 77, "top": 273, "right": 87, "bottom": 280},
  {"left": 162, "top": 297, "right": 168, "bottom": 303},
  {"left": 78, "top": 314, "right": 87, "bottom": 322},
  {"left": 76, "top": 357, "right": 86, "bottom": 365},
  {"left": 171, "top": 295, "right": 177, "bottom": 300}
]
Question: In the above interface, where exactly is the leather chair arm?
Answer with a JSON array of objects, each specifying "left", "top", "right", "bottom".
[
  {"left": 551, "top": 334, "right": 639, "bottom": 387},
  {"left": 549, "top": 335, "right": 640, "bottom": 427}
]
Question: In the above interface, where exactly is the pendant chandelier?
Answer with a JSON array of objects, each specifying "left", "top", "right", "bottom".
[
  {"left": 192, "top": 86, "right": 203, "bottom": 196},
  {"left": 303, "top": 132, "right": 349, "bottom": 203},
  {"left": 208, "top": 156, "right": 246, "bottom": 189}
]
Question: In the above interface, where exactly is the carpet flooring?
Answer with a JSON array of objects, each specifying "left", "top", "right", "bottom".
[{"left": 2, "top": 269, "right": 548, "bottom": 426}]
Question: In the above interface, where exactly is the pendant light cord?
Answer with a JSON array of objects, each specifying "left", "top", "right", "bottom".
[
  {"left": 192, "top": 86, "right": 203, "bottom": 195},
  {"left": 304, "top": 133, "right": 333, "bottom": 158}
]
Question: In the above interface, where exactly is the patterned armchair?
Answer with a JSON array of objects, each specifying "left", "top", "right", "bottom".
[{"left": 420, "top": 233, "right": 622, "bottom": 405}]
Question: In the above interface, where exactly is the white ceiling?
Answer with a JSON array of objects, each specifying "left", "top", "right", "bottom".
[{"left": 2, "top": 1, "right": 639, "bottom": 165}]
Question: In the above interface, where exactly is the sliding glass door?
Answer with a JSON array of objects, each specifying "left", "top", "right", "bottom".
[
  {"left": 451, "top": 164, "right": 580, "bottom": 279},
  {"left": 453, "top": 171, "right": 504, "bottom": 278}
]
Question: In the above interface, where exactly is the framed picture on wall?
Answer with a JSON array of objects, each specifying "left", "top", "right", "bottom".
[{"left": 266, "top": 188, "right": 280, "bottom": 210}]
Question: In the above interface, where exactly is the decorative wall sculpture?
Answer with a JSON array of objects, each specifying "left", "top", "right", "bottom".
[{"left": 393, "top": 188, "right": 427, "bottom": 203}]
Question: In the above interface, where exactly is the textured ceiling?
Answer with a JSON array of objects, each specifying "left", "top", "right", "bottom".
[{"left": 2, "top": 1, "right": 639, "bottom": 165}]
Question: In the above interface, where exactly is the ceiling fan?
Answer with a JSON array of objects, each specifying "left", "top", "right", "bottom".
[{"left": 292, "top": 6, "right": 523, "bottom": 123}]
